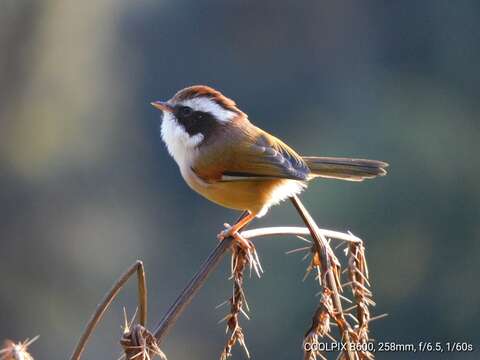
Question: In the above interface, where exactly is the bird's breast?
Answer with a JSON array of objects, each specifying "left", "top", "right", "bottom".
[{"left": 182, "top": 168, "right": 305, "bottom": 216}]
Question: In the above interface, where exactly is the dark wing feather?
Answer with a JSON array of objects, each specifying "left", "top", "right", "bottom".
[{"left": 220, "top": 131, "right": 310, "bottom": 181}]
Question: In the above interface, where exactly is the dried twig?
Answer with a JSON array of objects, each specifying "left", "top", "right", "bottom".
[
  {"left": 220, "top": 244, "right": 251, "bottom": 360},
  {"left": 68, "top": 203, "right": 378, "bottom": 360},
  {"left": 303, "top": 289, "right": 333, "bottom": 360},
  {"left": 290, "top": 195, "right": 357, "bottom": 360},
  {"left": 121, "top": 323, "right": 166, "bottom": 360},
  {"left": 153, "top": 227, "right": 236, "bottom": 343},
  {"left": 68, "top": 225, "right": 360, "bottom": 359},
  {"left": 346, "top": 242, "right": 374, "bottom": 360},
  {"left": 152, "top": 218, "right": 370, "bottom": 358},
  {"left": 152, "top": 224, "right": 361, "bottom": 352},
  {"left": 241, "top": 227, "right": 361, "bottom": 244},
  {"left": 153, "top": 211, "right": 251, "bottom": 344},
  {"left": 0, "top": 336, "right": 38, "bottom": 360},
  {"left": 70, "top": 260, "right": 147, "bottom": 360}
]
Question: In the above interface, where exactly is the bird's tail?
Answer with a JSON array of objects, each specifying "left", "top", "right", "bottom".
[{"left": 303, "top": 156, "right": 388, "bottom": 182}]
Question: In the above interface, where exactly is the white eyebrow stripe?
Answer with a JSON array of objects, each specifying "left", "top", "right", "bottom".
[{"left": 179, "top": 97, "right": 236, "bottom": 122}]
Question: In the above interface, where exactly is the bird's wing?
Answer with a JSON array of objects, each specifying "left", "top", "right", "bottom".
[{"left": 192, "top": 128, "right": 310, "bottom": 182}]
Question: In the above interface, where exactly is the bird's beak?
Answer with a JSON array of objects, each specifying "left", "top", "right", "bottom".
[{"left": 151, "top": 101, "right": 174, "bottom": 113}]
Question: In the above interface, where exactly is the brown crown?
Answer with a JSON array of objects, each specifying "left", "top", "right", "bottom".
[{"left": 171, "top": 85, "right": 243, "bottom": 115}]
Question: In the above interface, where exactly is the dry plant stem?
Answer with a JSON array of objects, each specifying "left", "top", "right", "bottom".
[
  {"left": 0, "top": 336, "right": 39, "bottom": 360},
  {"left": 153, "top": 211, "right": 250, "bottom": 343},
  {"left": 65, "top": 207, "right": 371, "bottom": 359},
  {"left": 241, "top": 227, "right": 361, "bottom": 244},
  {"left": 290, "top": 196, "right": 355, "bottom": 360},
  {"left": 153, "top": 235, "right": 233, "bottom": 342},
  {"left": 70, "top": 260, "right": 147, "bottom": 360},
  {"left": 152, "top": 224, "right": 360, "bottom": 345},
  {"left": 221, "top": 244, "right": 250, "bottom": 359},
  {"left": 348, "top": 242, "right": 373, "bottom": 360},
  {"left": 121, "top": 324, "right": 166, "bottom": 360}
]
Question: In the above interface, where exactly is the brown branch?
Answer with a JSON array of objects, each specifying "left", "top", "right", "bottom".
[
  {"left": 68, "top": 205, "right": 375, "bottom": 360},
  {"left": 70, "top": 260, "right": 147, "bottom": 360},
  {"left": 220, "top": 244, "right": 251, "bottom": 360},
  {"left": 150, "top": 203, "right": 367, "bottom": 356},
  {"left": 152, "top": 216, "right": 363, "bottom": 351},
  {"left": 241, "top": 227, "right": 362, "bottom": 243},
  {"left": 153, "top": 235, "right": 233, "bottom": 343},
  {"left": 0, "top": 336, "right": 39, "bottom": 360},
  {"left": 290, "top": 195, "right": 355, "bottom": 360},
  {"left": 347, "top": 242, "right": 374, "bottom": 360},
  {"left": 153, "top": 210, "right": 251, "bottom": 343}
]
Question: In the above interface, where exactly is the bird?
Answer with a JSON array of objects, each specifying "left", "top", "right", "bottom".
[{"left": 151, "top": 85, "right": 388, "bottom": 247}]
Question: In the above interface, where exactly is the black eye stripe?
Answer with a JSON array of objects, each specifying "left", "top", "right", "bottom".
[{"left": 174, "top": 106, "right": 218, "bottom": 139}]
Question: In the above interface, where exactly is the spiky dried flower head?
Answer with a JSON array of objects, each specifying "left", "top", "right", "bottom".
[
  {"left": 0, "top": 336, "right": 38, "bottom": 360},
  {"left": 120, "top": 309, "right": 166, "bottom": 360},
  {"left": 220, "top": 240, "right": 257, "bottom": 360}
]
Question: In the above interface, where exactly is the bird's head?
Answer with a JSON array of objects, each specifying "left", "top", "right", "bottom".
[{"left": 151, "top": 85, "right": 246, "bottom": 166}]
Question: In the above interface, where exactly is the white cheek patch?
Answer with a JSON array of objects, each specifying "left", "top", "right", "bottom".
[
  {"left": 179, "top": 97, "right": 236, "bottom": 122},
  {"left": 161, "top": 112, "right": 203, "bottom": 168}
]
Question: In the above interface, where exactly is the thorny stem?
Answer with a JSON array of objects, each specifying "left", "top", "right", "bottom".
[
  {"left": 70, "top": 260, "right": 147, "bottom": 360},
  {"left": 69, "top": 207, "right": 367, "bottom": 360},
  {"left": 152, "top": 221, "right": 362, "bottom": 346},
  {"left": 153, "top": 236, "right": 233, "bottom": 342},
  {"left": 153, "top": 226, "right": 361, "bottom": 344},
  {"left": 153, "top": 211, "right": 250, "bottom": 343},
  {"left": 154, "top": 210, "right": 365, "bottom": 348},
  {"left": 348, "top": 242, "right": 374, "bottom": 359},
  {"left": 290, "top": 195, "right": 355, "bottom": 360},
  {"left": 221, "top": 244, "right": 250, "bottom": 359},
  {"left": 241, "top": 227, "right": 361, "bottom": 244}
]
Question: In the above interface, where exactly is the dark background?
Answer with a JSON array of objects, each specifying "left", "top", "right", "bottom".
[{"left": 1, "top": 1, "right": 479, "bottom": 359}]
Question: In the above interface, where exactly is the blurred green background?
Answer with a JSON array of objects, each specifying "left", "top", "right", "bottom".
[{"left": 1, "top": 1, "right": 479, "bottom": 359}]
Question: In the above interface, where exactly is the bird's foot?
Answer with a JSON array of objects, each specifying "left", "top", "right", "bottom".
[{"left": 218, "top": 223, "right": 263, "bottom": 278}]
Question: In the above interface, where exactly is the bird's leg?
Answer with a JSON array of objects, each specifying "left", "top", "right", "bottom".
[
  {"left": 217, "top": 212, "right": 263, "bottom": 276},
  {"left": 217, "top": 211, "right": 255, "bottom": 245}
]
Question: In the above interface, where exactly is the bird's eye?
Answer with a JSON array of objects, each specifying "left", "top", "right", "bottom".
[{"left": 180, "top": 106, "right": 193, "bottom": 117}]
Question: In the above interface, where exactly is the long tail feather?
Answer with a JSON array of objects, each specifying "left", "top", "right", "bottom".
[{"left": 303, "top": 156, "right": 388, "bottom": 181}]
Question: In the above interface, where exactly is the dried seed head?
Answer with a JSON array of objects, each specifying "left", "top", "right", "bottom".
[
  {"left": 121, "top": 324, "right": 166, "bottom": 360},
  {"left": 0, "top": 336, "right": 38, "bottom": 360}
]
